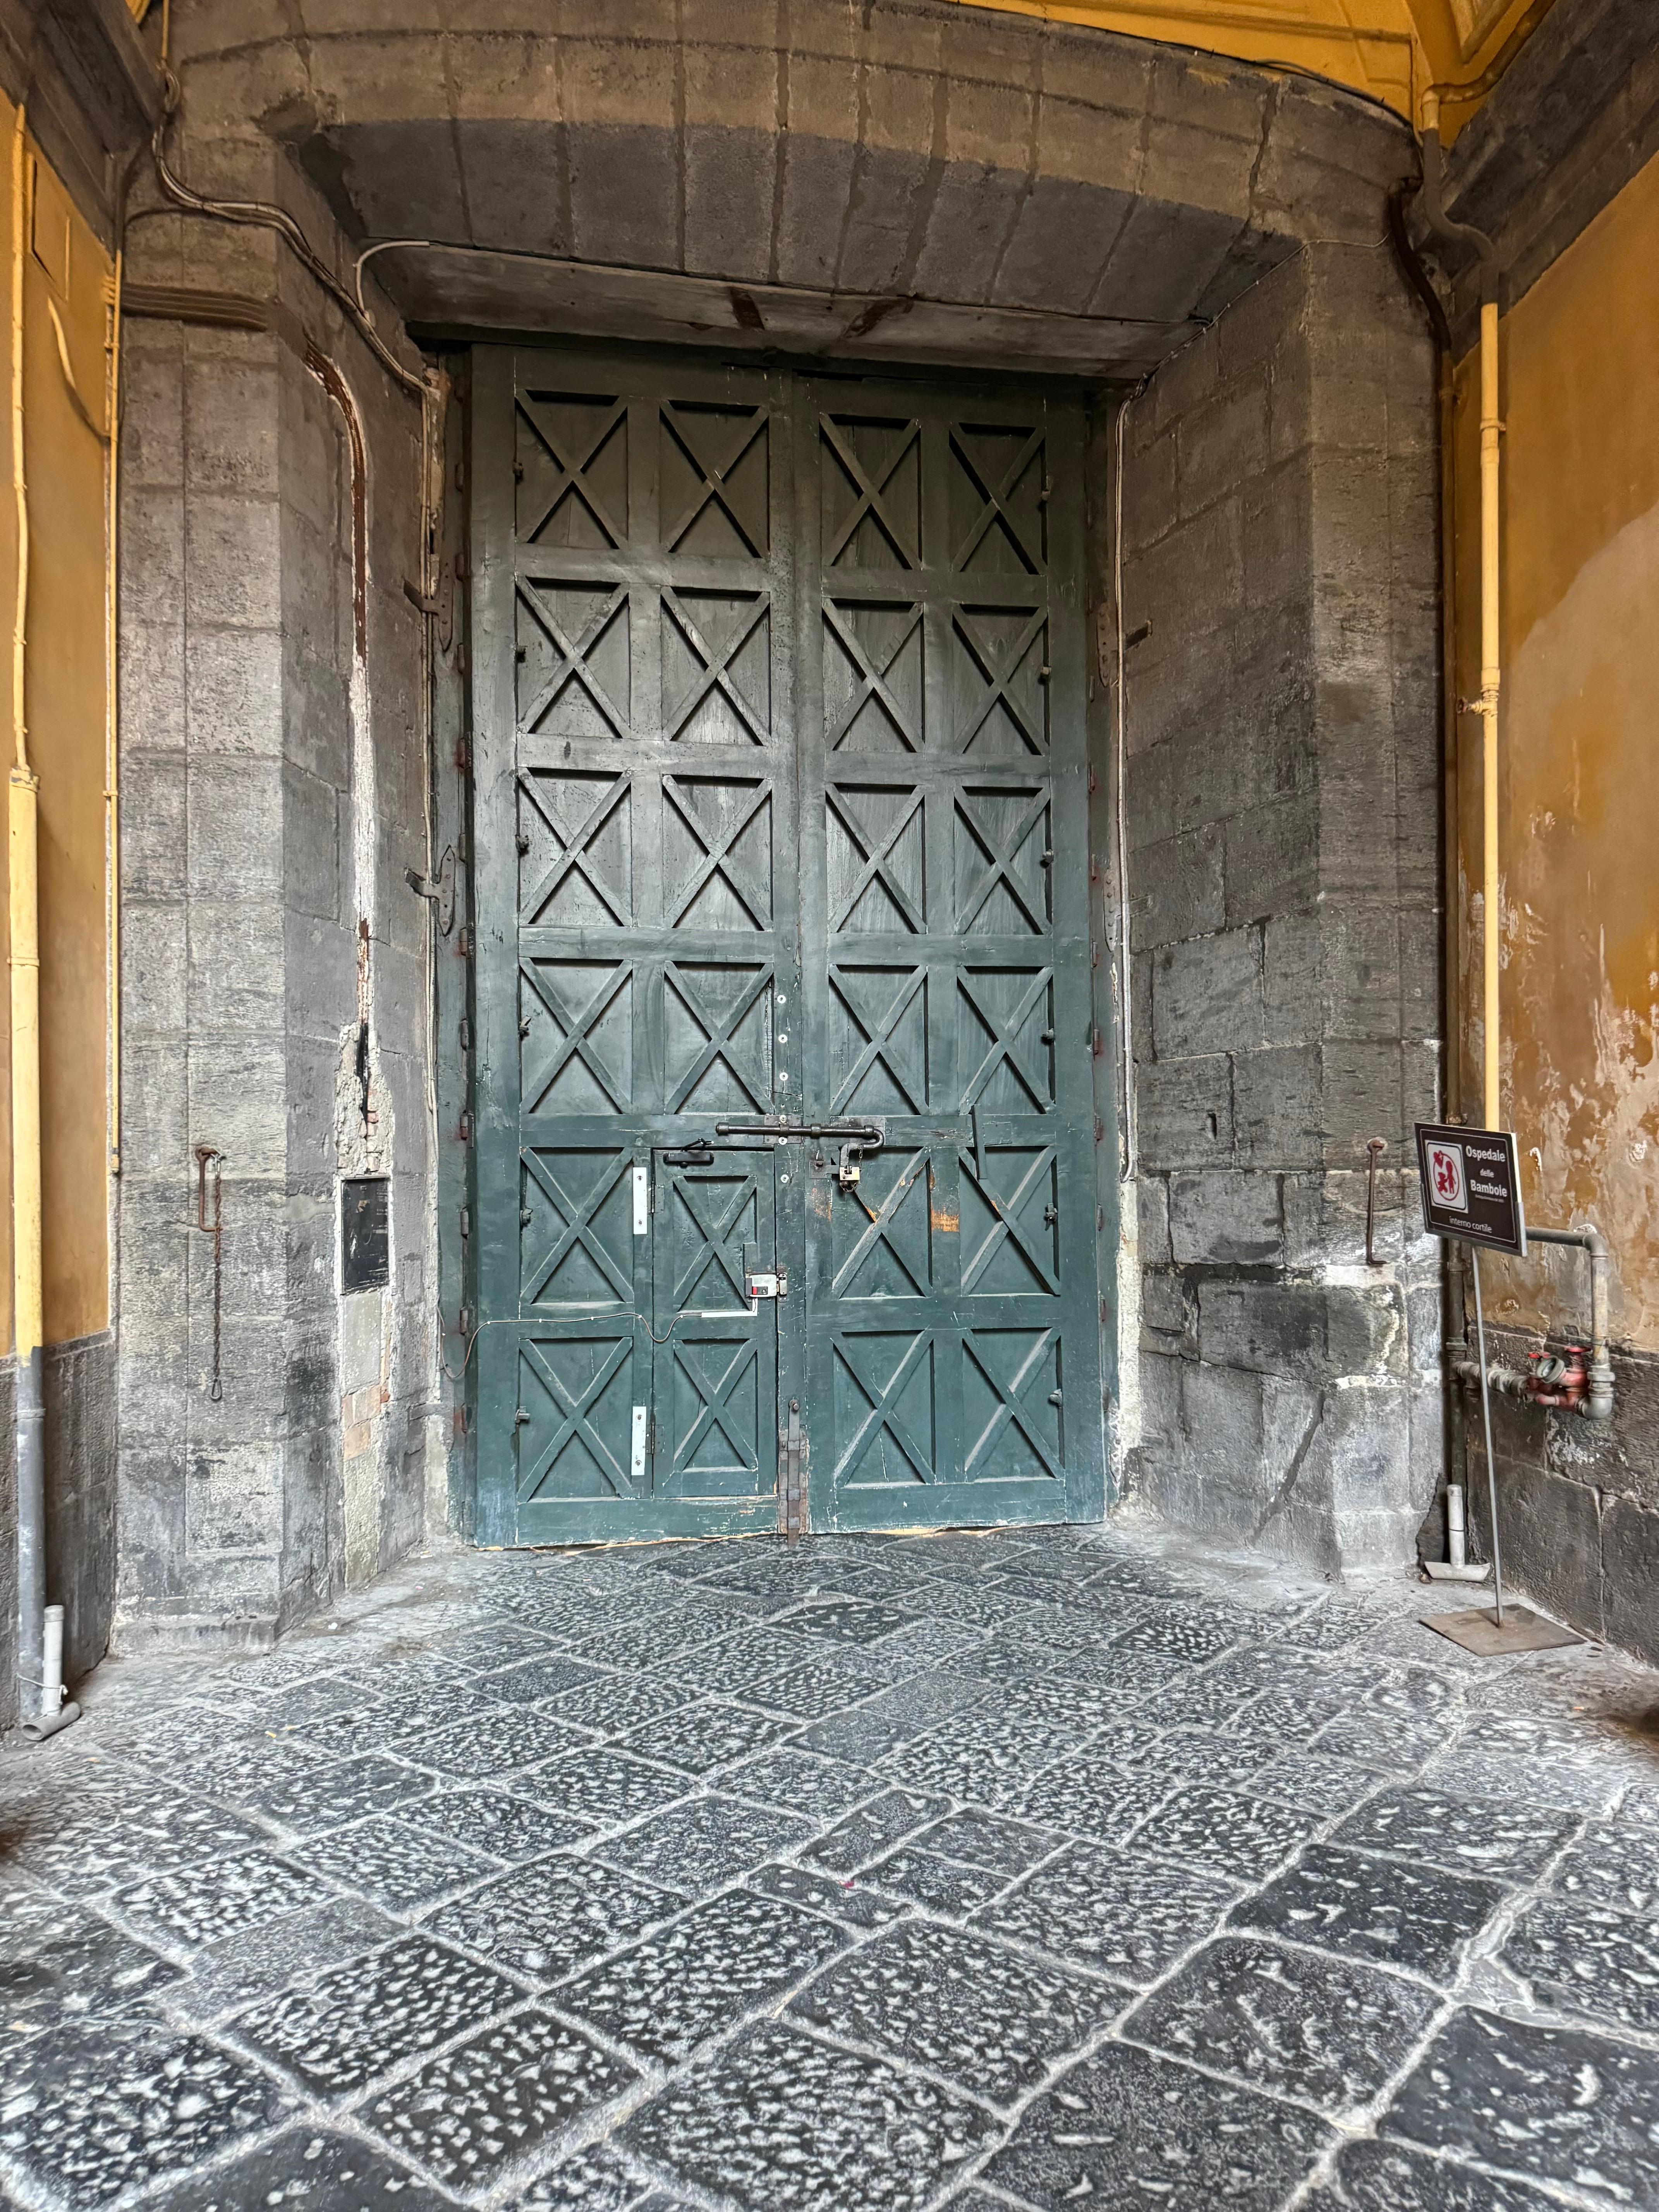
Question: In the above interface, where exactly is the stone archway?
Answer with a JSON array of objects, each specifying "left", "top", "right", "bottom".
[{"left": 173, "top": 0, "right": 1411, "bottom": 379}]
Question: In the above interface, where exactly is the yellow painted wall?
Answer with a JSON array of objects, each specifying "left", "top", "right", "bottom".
[
  {"left": 958, "top": 0, "right": 1553, "bottom": 125},
  {"left": 1453, "top": 148, "right": 1659, "bottom": 1347},
  {"left": 0, "top": 96, "right": 114, "bottom": 1353}
]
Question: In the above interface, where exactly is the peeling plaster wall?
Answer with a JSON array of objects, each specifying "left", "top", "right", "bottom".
[
  {"left": 1449, "top": 144, "right": 1659, "bottom": 1663},
  {"left": 1454, "top": 149, "right": 1659, "bottom": 1346}
]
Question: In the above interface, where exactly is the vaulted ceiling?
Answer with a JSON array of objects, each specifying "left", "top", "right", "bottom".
[{"left": 962, "top": 0, "right": 1554, "bottom": 123}]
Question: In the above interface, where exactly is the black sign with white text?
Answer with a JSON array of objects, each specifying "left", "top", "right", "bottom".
[{"left": 1415, "top": 1123, "right": 1527, "bottom": 1256}]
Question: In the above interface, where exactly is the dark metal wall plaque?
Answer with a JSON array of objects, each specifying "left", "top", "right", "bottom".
[
  {"left": 1415, "top": 1123, "right": 1526, "bottom": 1256},
  {"left": 342, "top": 1175, "right": 391, "bottom": 1291}
]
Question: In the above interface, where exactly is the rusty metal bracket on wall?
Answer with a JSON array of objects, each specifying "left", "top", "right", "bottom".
[
  {"left": 405, "top": 846, "right": 456, "bottom": 935},
  {"left": 194, "top": 1145, "right": 224, "bottom": 1402},
  {"left": 1365, "top": 1138, "right": 1387, "bottom": 1265}
]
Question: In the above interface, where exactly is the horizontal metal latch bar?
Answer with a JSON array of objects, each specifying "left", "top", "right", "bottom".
[{"left": 714, "top": 1118, "right": 883, "bottom": 1143}]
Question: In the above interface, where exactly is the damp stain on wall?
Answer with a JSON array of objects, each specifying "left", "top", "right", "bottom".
[{"left": 1455, "top": 148, "right": 1659, "bottom": 1350}]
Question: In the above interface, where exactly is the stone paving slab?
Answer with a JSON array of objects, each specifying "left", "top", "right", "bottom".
[
  {"left": 3, "top": 1522, "right": 1658, "bottom": 2210},
  {"left": 144, "top": 2128, "right": 462, "bottom": 2210},
  {"left": 986, "top": 2037, "right": 1333, "bottom": 2209},
  {"left": 1123, "top": 1934, "right": 1440, "bottom": 2118}
]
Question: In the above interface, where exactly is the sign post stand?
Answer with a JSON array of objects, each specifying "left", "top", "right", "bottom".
[
  {"left": 1413, "top": 1123, "right": 1582, "bottom": 1658},
  {"left": 1466, "top": 1246, "right": 1505, "bottom": 1629}
]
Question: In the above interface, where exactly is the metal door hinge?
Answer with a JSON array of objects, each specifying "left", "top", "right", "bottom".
[
  {"left": 779, "top": 1399, "right": 807, "bottom": 1544},
  {"left": 405, "top": 847, "right": 455, "bottom": 934},
  {"left": 630, "top": 1405, "right": 649, "bottom": 1486}
]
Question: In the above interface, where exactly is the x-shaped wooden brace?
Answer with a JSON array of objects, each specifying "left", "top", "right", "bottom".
[
  {"left": 516, "top": 580, "right": 630, "bottom": 741},
  {"left": 951, "top": 424, "right": 1045, "bottom": 574},
  {"left": 956, "top": 787, "right": 1050, "bottom": 936},
  {"left": 522, "top": 960, "right": 632, "bottom": 1114},
  {"left": 828, "top": 965, "right": 927, "bottom": 1116},
  {"left": 959, "top": 1142, "right": 1058, "bottom": 1294},
  {"left": 665, "top": 776, "right": 773, "bottom": 929},
  {"left": 669, "top": 1337, "right": 762, "bottom": 1476},
  {"left": 517, "top": 1335, "right": 634, "bottom": 1499},
  {"left": 827, "top": 784, "right": 925, "bottom": 934},
  {"left": 953, "top": 605, "right": 1048, "bottom": 755},
  {"left": 662, "top": 589, "right": 771, "bottom": 747},
  {"left": 833, "top": 1330, "right": 935, "bottom": 1484},
  {"left": 666, "top": 1168, "right": 762, "bottom": 1312},
  {"left": 958, "top": 967, "right": 1054, "bottom": 1112},
  {"left": 517, "top": 395, "right": 628, "bottom": 548},
  {"left": 832, "top": 1146, "right": 929, "bottom": 1298},
  {"left": 665, "top": 963, "right": 774, "bottom": 1115},
  {"left": 521, "top": 1148, "right": 635, "bottom": 1306},
  {"left": 823, "top": 601, "right": 924, "bottom": 754},
  {"left": 962, "top": 1326, "right": 1062, "bottom": 1480},
  {"left": 519, "top": 771, "right": 631, "bottom": 927},
  {"left": 821, "top": 415, "right": 921, "bottom": 569},
  {"left": 661, "top": 405, "right": 769, "bottom": 556}
]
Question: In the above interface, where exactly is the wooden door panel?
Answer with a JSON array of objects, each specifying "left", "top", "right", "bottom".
[
  {"left": 473, "top": 348, "right": 794, "bottom": 1544},
  {"left": 471, "top": 348, "right": 1103, "bottom": 1545},
  {"left": 798, "top": 379, "right": 1103, "bottom": 1532}
]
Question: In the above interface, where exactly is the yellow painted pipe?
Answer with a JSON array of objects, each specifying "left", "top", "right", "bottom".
[
  {"left": 1478, "top": 298, "right": 1502, "bottom": 1129},
  {"left": 10, "top": 102, "right": 46, "bottom": 1723},
  {"left": 106, "top": 252, "right": 121, "bottom": 1175},
  {"left": 9, "top": 103, "right": 39, "bottom": 1363}
]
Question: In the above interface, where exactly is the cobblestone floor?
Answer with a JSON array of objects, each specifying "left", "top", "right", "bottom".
[{"left": 3, "top": 1522, "right": 1659, "bottom": 2212}]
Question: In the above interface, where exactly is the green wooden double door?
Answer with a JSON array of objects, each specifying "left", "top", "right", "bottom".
[{"left": 468, "top": 345, "right": 1105, "bottom": 1545}]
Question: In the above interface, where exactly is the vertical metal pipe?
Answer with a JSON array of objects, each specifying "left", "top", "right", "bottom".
[
  {"left": 8, "top": 103, "right": 45, "bottom": 1724},
  {"left": 1478, "top": 300, "right": 1502, "bottom": 1128},
  {"left": 1113, "top": 393, "right": 1134, "bottom": 1176},
  {"left": 106, "top": 248, "right": 122, "bottom": 1176},
  {"left": 1469, "top": 1249, "right": 1505, "bottom": 1625},
  {"left": 1446, "top": 1482, "right": 1467, "bottom": 1569}
]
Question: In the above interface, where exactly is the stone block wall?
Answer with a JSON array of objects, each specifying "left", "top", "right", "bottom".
[
  {"left": 114, "top": 134, "right": 436, "bottom": 1652},
  {"left": 1121, "top": 239, "right": 1443, "bottom": 1577},
  {"left": 45, "top": 1331, "right": 117, "bottom": 1688},
  {"left": 0, "top": 1357, "right": 14, "bottom": 1728},
  {"left": 1464, "top": 1339, "right": 1659, "bottom": 1668}
]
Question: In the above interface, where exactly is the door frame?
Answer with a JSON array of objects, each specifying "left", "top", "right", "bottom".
[{"left": 438, "top": 338, "right": 1123, "bottom": 1548}]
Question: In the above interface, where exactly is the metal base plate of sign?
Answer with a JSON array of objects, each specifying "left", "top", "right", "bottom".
[
  {"left": 1412, "top": 1123, "right": 1561, "bottom": 1658},
  {"left": 1422, "top": 1604, "right": 1583, "bottom": 1657}
]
